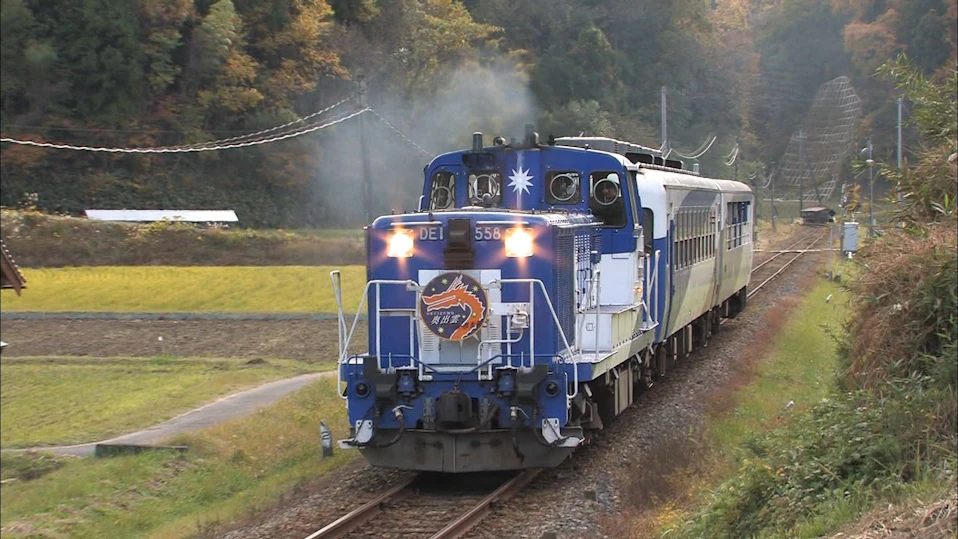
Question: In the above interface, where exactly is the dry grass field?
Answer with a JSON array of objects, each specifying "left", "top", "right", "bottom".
[{"left": 0, "top": 265, "right": 366, "bottom": 313}]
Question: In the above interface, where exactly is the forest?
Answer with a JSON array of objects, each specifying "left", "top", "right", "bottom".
[{"left": 1, "top": 0, "right": 955, "bottom": 226}]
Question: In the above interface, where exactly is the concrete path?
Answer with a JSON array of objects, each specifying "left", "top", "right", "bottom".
[{"left": 2, "top": 371, "right": 333, "bottom": 457}]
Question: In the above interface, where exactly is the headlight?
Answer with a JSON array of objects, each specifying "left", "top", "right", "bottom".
[
  {"left": 504, "top": 227, "right": 534, "bottom": 258},
  {"left": 386, "top": 230, "right": 415, "bottom": 258}
]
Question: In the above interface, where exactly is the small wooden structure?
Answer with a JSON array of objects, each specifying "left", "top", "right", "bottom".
[
  {"left": 1, "top": 239, "right": 26, "bottom": 295},
  {"left": 800, "top": 206, "right": 836, "bottom": 226}
]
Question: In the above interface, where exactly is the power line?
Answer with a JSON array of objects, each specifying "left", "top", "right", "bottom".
[
  {"left": 670, "top": 135, "right": 718, "bottom": 161},
  {"left": 723, "top": 144, "right": 740, "bottom": 166},
  {"left": 186, "top": 94, "right": 355, "bottom": 148},
  {"left": 368, "top": 109, "right": 433, "bottom": 157},
  {"left": 0, "top": 94, "right": 354, "bottom": 150},
  {"left": 0, "top": 109, "right": 369, "bottom": 153}
]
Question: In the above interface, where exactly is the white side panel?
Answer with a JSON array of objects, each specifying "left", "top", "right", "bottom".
[
  {"left": 635, "top": 177, "right": 668, "bottom": 239},
  {"left": 578, "top": 312, "right": 614, "bottom": 352},
  {"left": 596, "top": 253, "right": 637, "bottom": 305}
]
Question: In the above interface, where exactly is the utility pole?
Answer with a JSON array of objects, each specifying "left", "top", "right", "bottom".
[
  {"left": 661, "top": 86, "right": 668, "bottom": 150},
  {"left": 769, "top": 164, "right": 777, "bottom": 233},
  {"left": 897, "top": 97, "right": 903, "bottom": 171},
  {"left": 357, "top": 76, "right": 372, "bottom": 224},
  {"left": 897, "top": 97, "right": 903, "bottom": 205},
  {"left": 733, "top": 139, "right": 739, "bottom": 183},
  {"left": 862, "top": 136, "right": 875, "bottom": 236},
  {"left": 797, "top": 129, "right": 806, "bottom": 216}
]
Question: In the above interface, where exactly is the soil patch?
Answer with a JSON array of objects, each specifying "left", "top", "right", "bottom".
[{"left": 0, "top": 319, "right": 366, "bottom": 362}]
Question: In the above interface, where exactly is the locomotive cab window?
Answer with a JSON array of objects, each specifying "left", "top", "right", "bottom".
[
  {"left": 589, "top": 171, "right": 626, "bottom": 227},
  {"left": 467, "top": 171, "right": 502, "bottom": 207},
  {"left": 429, "top": 171, "right": 456, "bottom": 210},
  {"left": 545, "top": 171, "right": 582, "bottom": 205},
  {"left": 642, "top": 208, "right": 654, "bottom": 254}
]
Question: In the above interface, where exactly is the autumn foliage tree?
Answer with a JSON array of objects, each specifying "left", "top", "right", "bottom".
[{"left": 0, "top": 0, "right": 955, "bottom": 226}]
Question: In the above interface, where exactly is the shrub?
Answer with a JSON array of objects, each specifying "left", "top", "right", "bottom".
[
  {"left": 841, "top": 223, "right": 957, "bottom": 393},
  {"left": 0, "top": 209, "right": 365, "bottom": 267},
  {"left": 681, "top": 388, "right": 956, "bottom": 538}
]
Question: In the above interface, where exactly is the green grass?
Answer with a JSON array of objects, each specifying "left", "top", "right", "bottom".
[
  {"left": 0, "top": 378, "right": 356, "bottom": 539},
  {"left": 0, "top": 356, "right": 331, "bottom": 448},
  {"left": 649, "top": 276, "right": 957, "bottom": 538},
  {"left": 0, "top": 265, "right": 366, "bottom": 313},
  {"left": 708, "top": 280, "right": 844, "bottom": 449},
  {"left": 645, "top": 277, "right": 846, "bottom": 535}
]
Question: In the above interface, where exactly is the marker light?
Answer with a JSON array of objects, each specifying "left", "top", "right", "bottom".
[
  {"left": 504, "top": 227, "right": 534, "bottom": 258},
  {"left": 386, "top": 230, "right": 415, "bottom": 258}
]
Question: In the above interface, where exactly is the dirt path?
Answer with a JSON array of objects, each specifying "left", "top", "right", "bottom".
[{"left": 1, "top": 371, "right": 333, "bottom": 457}]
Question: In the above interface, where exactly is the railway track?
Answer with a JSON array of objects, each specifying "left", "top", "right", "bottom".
[
  {"left": 747, "top": 227, "right": 829, "bottom": 300},
  {"left": 304, "top": 228, "right": 828, "bottom": 539},
  {"left": 305, "top": 470, "right": 541, "bottom": 539}
]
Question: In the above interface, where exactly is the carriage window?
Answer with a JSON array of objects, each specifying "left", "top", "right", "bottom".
[
  {"left": 589, "top": 171, "right": 626, "bottom": 228},
  {"left": 467, "top": 171, "right": 503, "bottom": 206},
  {"left": 429, "top": 171, "right": 456, "bottom": 210},
  {"left": 674, "top": 206, "right": 717, "bottom": 270},
  {"left": 546, "top": 171, "right": 581, "bottom": 205},
  {"left": 726, "top": 201, "right": 751, "bottom": 249}
]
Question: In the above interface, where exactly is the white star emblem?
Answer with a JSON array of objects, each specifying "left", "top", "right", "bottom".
[{"left": 508, "top": 167, "right": 533, "bottom": 195}]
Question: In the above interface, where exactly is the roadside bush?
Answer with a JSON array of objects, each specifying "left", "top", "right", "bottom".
[
  {"left": 682, "top": 387, "right": 956, "bottom": 538},
  {"left": 841, "top": 223, "right": 957, "bottom": 394},
  {"left": 666, "top": 56, "right": 957, "bottom": 538},
  {"left": 0, "top": 209, "right": 365, "bottom": 267}
]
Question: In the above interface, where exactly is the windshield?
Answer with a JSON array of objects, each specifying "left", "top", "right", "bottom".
[{"left": 467, "top": 171, "right": 502, "bottom": 206}]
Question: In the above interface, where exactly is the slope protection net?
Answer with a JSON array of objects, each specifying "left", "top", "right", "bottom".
[{"left": 776, "top": 76, "right": 862, "bottom": 202}]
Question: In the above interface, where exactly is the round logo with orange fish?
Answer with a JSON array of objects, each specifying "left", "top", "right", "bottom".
[{"left": 419, "top": 272, "right": 488, "bottom": 341}]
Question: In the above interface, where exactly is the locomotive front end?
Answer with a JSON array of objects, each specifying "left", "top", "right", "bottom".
[{"left": 334, "top": 208, "right": 596, "bottom": 472}]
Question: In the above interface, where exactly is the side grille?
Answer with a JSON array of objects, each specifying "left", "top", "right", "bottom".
[{"left": 554, "top": 227, "right": 576, "bottom": 348}]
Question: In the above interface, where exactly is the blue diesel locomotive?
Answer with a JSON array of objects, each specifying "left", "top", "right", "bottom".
[{"left": 331, "top": 130, "right": 754, "bottom": 472}]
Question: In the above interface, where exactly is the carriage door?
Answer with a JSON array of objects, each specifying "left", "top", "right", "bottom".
[
  {"left": 627, "top": 172, "right": 643, "bottom": 305},
  {"left": 712, "top": 200, "right": 724, "bottom": 306}
]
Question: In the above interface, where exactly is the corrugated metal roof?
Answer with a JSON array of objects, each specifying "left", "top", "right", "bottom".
[{"left": 84, "top": 210, "right": 238, "bottom": 222}]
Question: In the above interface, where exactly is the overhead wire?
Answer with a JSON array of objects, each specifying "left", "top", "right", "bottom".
[
  {"left": 185, "top": 94, "right": 355, "bottom": 148},
  {"left": 669, "top": 135, "right": 718, "bottom": 161},
  {"left": 0, "top": 94, "right": 356, "bottom": 153},
  {"left": 0, "top": 109, "right": 370, "bottom": 153},
  {"left": 723, "top": 144, "right": 740, "bottom": 166},
  {"left": 367, "top": 109, "right": 433, "bottom": 157}
]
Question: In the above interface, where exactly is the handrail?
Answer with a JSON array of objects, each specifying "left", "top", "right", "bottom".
[
  {"left": 330, "top": 271, "right": 347, "bottom": 399},
  {"left": 644, "top": 250, "right": 661, "bottom": 329},
  {"left": 593, "top": 270, "right": 601, "bottom": 359},
  {"left": 477, "top": 328, "right": 525, "bottom": 369},
  {"left": 489, "top": 278, "right": 579, "bottom": 404},
  {"left": 337, "top": 275, "right": 583, "bottom": 406},
  {"left": 335, "top": 279, "right": 419, "bottom": 385}
]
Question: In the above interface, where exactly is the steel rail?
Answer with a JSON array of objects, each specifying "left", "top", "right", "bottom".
[
  {"left": 304, "top": 469, "right": 539, "bottom": 539},
  {"left": 751, "top": 228, "right": 823, "bottom": 273},
  {"left": 747, "top": 230, "right": 827, "bottom": 300},
  {"left": 304, "top": 476, "right": 417, "bottom": 539},
  {"left": 429, "top": 469, "right": 542, "bottom": 539}
]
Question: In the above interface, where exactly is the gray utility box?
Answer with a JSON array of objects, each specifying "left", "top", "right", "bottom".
[{"left": 842, "top": 221, "right": 859, "bottom": 254}]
